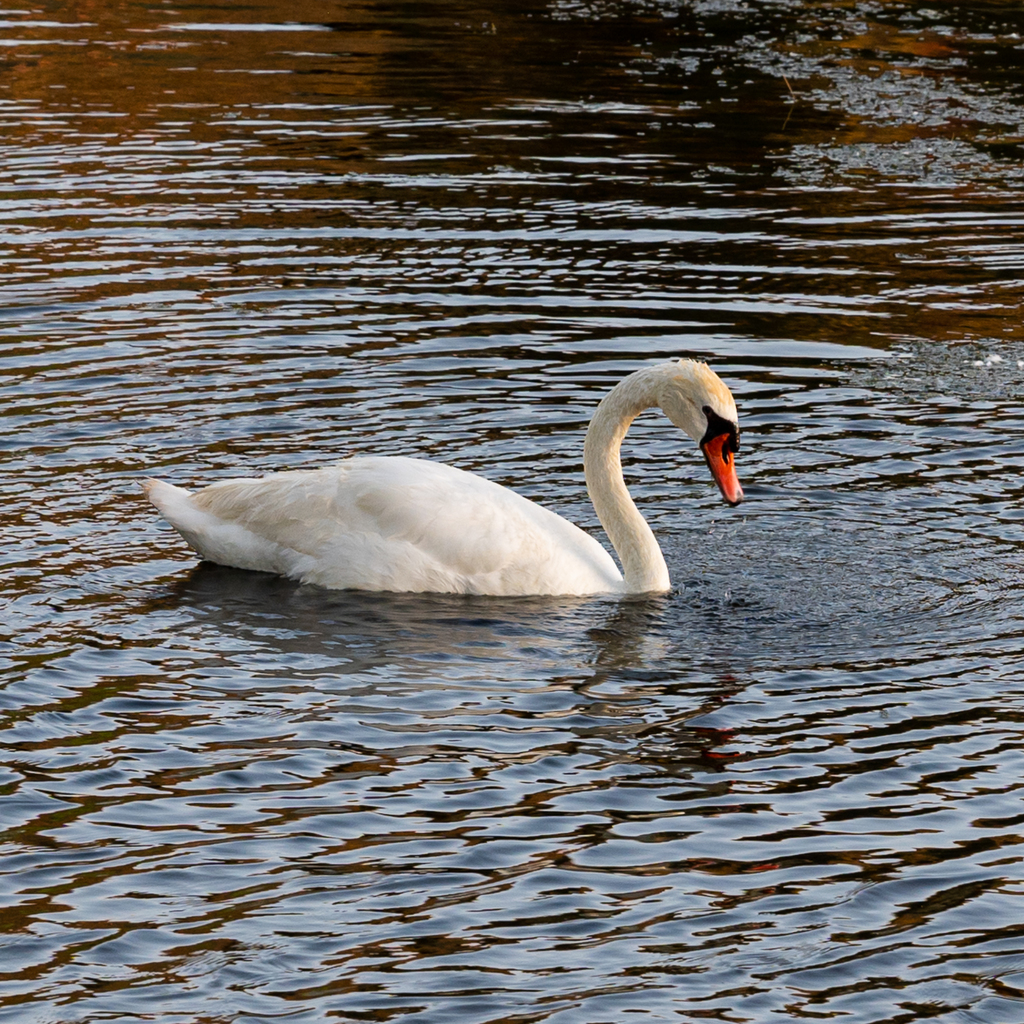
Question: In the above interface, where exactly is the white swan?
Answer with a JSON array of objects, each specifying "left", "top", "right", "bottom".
[{"left": 144, "top": 359, "right": 743, "bottom": 596}]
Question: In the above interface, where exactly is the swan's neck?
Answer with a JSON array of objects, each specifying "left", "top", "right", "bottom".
[{"left": 583, "top": 368, "right": 670, "bottom": 594}]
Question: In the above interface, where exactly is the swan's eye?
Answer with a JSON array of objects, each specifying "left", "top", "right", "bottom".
[{"left": 701, "top": 406, "right": 740, "bottom": 454}]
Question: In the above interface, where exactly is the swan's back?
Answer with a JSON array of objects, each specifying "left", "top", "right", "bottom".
[{"left": 145, "top": 456, "right": 624, "bottom": 596}]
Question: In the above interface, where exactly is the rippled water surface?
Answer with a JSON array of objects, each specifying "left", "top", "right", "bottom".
[{"left": 6, "top": 2, "right": 1024, "bottom": 1021}]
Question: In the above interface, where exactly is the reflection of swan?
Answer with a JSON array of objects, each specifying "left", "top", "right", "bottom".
[{"left": 144, "top": 360, "right": 743, "bottom": 596}]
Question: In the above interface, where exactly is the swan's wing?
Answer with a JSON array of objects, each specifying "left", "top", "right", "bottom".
[{"left": 148, "top": 456, "right": 622, "bottom": 595}]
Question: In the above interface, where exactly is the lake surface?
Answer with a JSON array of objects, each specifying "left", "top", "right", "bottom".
[{"left": 5, "top": 1, "right": 1024, "bottom": 1021}]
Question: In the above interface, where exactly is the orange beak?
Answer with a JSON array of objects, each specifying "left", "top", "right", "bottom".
[{"left": 701, "top": 433, "right": 743, "bottom": 506}]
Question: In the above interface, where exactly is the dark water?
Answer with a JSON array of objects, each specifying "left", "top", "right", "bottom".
[{"left": 5, "top": 2, "right": 1024, "bottom": 1020}]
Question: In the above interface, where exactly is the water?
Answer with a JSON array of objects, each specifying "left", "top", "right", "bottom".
[{"left": 5, "top": 1, "right": 1024, "bottom": 1020}]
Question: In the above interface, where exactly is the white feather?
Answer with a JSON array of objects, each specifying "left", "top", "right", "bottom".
[{"left": 144, "top": 360, "right": 742, "bottom": 596}]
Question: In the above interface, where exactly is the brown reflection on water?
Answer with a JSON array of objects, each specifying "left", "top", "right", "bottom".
[{"left": 3, "top": 0, "right": 652, "bottom": 113}]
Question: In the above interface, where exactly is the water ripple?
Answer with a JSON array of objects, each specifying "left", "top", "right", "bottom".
[{"left": 5, "top": 1, "right": 1024, "bottom": 1021}]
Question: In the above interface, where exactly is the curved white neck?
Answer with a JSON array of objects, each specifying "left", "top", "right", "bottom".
[{"left": 583, "top": 367, "right": 671, "bottom": 594}]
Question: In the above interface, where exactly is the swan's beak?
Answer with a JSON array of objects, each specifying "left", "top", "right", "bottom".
[{"left": 701, "top": 433, "right": 743, "bottom": 506}]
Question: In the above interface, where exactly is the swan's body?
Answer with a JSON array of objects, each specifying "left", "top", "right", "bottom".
[
  {"left": 145, "top": 456, "right": 623, "bottom": 596},
  {"left": 145, "top": 360, "right": 743, "bottom": 596}
]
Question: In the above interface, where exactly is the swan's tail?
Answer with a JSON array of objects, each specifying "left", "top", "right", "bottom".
[
  {"left": 143, "top": 477, "right": 296, "bottom": 577},
  {"left": 143, "top": 478, "right": 195, "bottom": 524},
  {"left": 143, "top": 477, "right": 216, "bottom": 556}
]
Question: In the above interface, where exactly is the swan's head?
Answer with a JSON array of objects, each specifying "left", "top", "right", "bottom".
[{"left": 658, "top": 360, "right": 743, "bottom": 506}]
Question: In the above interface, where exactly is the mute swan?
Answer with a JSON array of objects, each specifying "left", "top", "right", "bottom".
[{"left": 144, "top": 359, "right": 743, "bottom": 596}]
